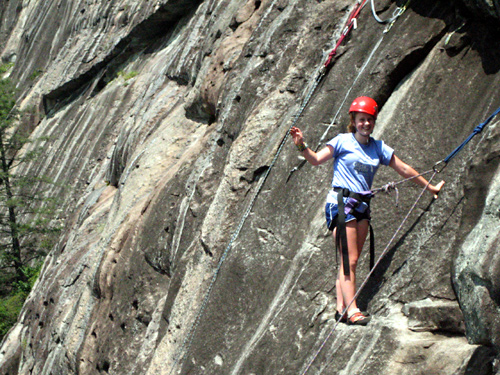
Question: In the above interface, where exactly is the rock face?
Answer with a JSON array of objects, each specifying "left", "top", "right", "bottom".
[{"left": 0, "top": 0, "right": 500, "bottom": 374}]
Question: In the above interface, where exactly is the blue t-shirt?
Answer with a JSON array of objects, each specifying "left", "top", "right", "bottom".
[{"left": 325, "top": 133, "right": 394, "bottom": 203}]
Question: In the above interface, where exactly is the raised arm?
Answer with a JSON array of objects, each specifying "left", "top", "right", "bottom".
[
  {"left": 290, "top": 127, "right": 334, "bottom": 165},
  {"left": 389, "top": 154, "right": 445, "bottom": 198}
]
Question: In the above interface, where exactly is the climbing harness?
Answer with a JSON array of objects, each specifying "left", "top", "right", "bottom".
[
  {"left": 300, "top": 105, "right": 500, "bottom": 375},
  {"left": 333, "top": 166, "right": 437, "bottom": 278},
  {"left": 291, "top": 1, "right": 411, "bottom": 277}
]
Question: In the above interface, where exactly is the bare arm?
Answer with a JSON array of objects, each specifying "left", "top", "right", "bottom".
[
  {"left": 389, "top": 154, "right": 445, "bottom": 198},
  {"left": 290, "top": 126, "right": 333, "bottom": 165}
]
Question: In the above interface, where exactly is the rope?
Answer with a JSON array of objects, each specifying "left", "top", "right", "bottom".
[
  {"left": 318, "top": 35, "right": 385, "bottom": 146},
  {"left": 288, "top": 0, "right": 375, "bottom": 178},
  {"left": 380, "top": 181, "right": 399, "bottom": 206},
  {"left": 371, "top": 168, "right": 434, "bottom": 194},
  {"left": 300, "top": 169, "right": 438, "bottom": 375},
  {"left": 442, "top": 106, "right": 500, "bottom": 165},
  {"left": 316, "top": 0, "right": 410, "bottom": 147}
]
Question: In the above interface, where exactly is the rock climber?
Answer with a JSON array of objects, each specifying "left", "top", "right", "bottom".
[{"left": 290, "top": 96, "right": 444, "bottom": 325}]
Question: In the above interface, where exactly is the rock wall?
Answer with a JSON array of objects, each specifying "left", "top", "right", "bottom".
[{"left": 0, "top": 0, "right": 500, "bottom": 374}]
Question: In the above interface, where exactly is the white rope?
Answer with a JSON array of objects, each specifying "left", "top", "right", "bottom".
[{"left": 370, "top": 0, "right": 405, "bottom": 24}]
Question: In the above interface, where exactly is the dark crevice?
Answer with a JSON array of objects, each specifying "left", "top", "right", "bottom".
[
  {"left": 200, "top": 238, "right": 213, "bottom": 257},
  {"left": 144, "top": 253, "right": 172, "bottom": 277},
  {"left": 167, "top": 73, "right": 190, "bottom": 86},
  {"left": 378, "top": 29, "right": 449, "bottom": 110},
  {"left": 185, "top": 101, "right": 217, "bottom": 125},
  {"left": 229, "top": 18, "right": 242, "bottom": 32},
  {"left": 239, "top": 165, "right": 269, "bottom": 184},
  {"left": 252, "top": 165, "right": 270, "bottom": 182},
  {"left": 464, "top": 346, "right": 496, "bottom": 375},
  {"left": 96, "top": 359, "right": 111, "bottom": 373},
  {"left": 42, "top": 0, "right": 204, "bottom": 117}
]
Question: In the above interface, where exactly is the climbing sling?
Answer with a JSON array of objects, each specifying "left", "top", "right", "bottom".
[{"left": 323, "top": 0, "right": 368, "bottom": 70}]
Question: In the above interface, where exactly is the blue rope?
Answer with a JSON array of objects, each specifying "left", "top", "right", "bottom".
[{"left": 443, "top": 106, "right": 500, "bottom": 164}]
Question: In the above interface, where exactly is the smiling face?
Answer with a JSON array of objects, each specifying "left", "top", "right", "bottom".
[{"left": 353, "top": 112, "right": 375, "bottom": 137}]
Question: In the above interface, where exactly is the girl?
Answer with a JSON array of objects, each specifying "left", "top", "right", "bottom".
[{"left": 290, "top": 96, "right": 444, "bottom": 325}]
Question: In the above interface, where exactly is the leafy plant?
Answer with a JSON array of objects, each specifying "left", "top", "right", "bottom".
[
  {"left": 117, "top": 70, "right": 138, "bottom": 81},
  {"left": 0, "top": 292, "right": 24, "bottom": 337},
  {"left": 0, "top": 263, "right": 41, "bottom": 337}
]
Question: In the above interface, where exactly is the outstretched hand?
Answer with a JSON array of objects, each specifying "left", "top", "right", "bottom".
[
  {"left": 290, "top": 126, "right": 304, "bottom": 145},
  {"left": 431, "top": 180, "right": 445, "bottom": 199}
]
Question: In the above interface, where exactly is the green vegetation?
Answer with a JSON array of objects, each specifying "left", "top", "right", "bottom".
[
  {"left": 0, "top": 263, "right": 41, "bottom": 337},
  {"left": 29, "top": 68, "right": 44, "bottom": 81},
  {"left": 0, "top": 63, "right": 14, "bottom": 75},
  {"left": 118, "top": 70, "right": 138, "bottom": 81},
  {"left": 0, "top": 77, "right": 61, "bottom": 340}
]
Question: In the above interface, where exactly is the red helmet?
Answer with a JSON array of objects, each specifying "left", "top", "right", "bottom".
[{"left": 349, "top": 96, "right": 378, "bottom": 118}]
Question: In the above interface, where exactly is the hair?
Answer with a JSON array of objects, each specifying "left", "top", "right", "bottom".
[{"left": 347, "top": 112, "right": 356, "bottom": 133}]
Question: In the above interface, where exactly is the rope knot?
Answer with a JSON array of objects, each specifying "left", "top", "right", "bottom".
[{"left": 382, "top": 182, "right": 399, "bottom": 206}]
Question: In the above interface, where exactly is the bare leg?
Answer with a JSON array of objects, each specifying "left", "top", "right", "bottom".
[{"left": 335, "top": 219, "right": 369, "bottom": 315}]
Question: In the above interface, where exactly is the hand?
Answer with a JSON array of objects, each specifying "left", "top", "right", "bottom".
[
  {"left": 290, "top": 127, "right": 304, "bottom": 146},
  {"left": 430, "top": 180, "right": 445, "bottom": 199}
]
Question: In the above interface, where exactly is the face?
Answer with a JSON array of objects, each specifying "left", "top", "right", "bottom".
[{"left": 354, "top": 112, "right": 375, "bottom": 136}]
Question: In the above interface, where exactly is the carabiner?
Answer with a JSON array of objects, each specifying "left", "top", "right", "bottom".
[{"left": 433, "top": 160, "right": 448, "bottom": 173}]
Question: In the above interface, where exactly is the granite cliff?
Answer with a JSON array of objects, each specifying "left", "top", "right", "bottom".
[{"left": 1, "top": 0, "right": 500, "bottom": 374}]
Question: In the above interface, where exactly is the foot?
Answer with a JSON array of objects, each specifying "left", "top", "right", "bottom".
[
  {"left": 335, "top": 310, "right": 347, "bottom": 323},
  {"left": 347, "top": 311, "right": 371, "bottom": 326}
]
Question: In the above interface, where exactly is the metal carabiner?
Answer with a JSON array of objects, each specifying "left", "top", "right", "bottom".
[
  {"left": 433, "top": 160, "right": 448, "bottom": 173},
  {"left": 393, "top": 6, "right": 405, "bottom": 18}
]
